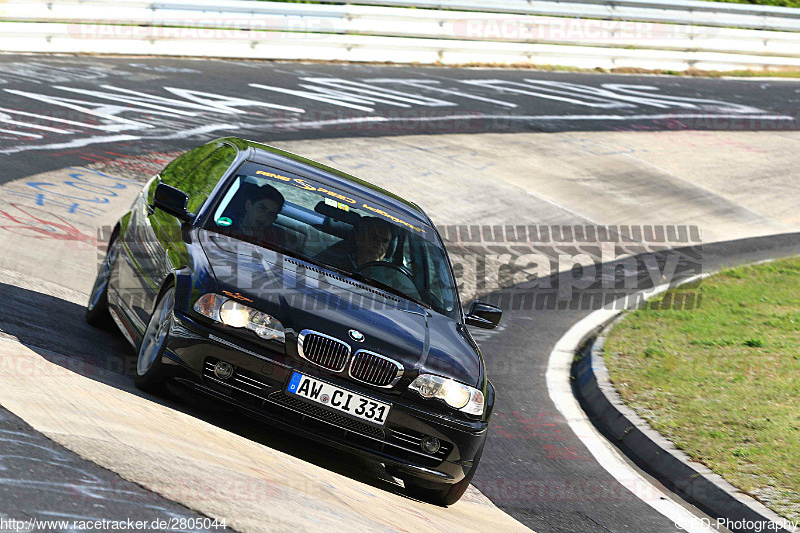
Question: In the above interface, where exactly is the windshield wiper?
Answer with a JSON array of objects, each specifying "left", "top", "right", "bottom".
[
  {"left": 349, "top": 272, "right": 432, "bottom": 310},
  {"left": 247, "top": 239, "right": 320, "bottom": 266}
]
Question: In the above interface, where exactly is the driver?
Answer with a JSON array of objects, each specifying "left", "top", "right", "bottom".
[{"left": 315, "top": 216, "right": 392, "bottom": 272}]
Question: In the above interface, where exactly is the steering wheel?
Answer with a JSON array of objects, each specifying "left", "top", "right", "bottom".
[{"left": 355, "top": 260, "right": 414, "bottom": 281}]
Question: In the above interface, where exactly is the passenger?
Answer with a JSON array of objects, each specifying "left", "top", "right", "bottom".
[
  {"left": 316, "top": 216, "right": 392, "bottom": 272},
  {"left": 238, "top": 184, "right": 285, "bottom": 238}
]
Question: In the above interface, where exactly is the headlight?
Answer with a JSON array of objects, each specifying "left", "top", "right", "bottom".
[
  {"left": 409, "top": 374, "right": 485, "bottom": 416},
  {"left": 193, "top": 294, "right": 285, "bottom": 343}
]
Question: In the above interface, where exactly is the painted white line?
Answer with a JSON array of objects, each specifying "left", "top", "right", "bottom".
[
  {"left": 0, "top": 128, "right": 41, "bottom": 139},
  {"left": 0, "top": 115, "right": 71, "bottom": 135},
  {"left": 236, "top": 112, "right": 797, "bottom": 133},
  {"left": 283, "top": 112, "right": 795, "bottom": 131},
  {"left": 0, "top": 106, "right": 129, "bottom": 130},
  {"left": 1, "top": 112, "right": 793, "bottom": 155},
  {"left": 249, "top": 83, "right": 377, "bottom": 112},
  {"left": 369, "top": 113, "right": 794, "bottom": 123},
  {"left": 156, "top": 123, "right": 236, "bottom": 140},
  {"left": 0, "top": 134, "right": 141, "bottom": 155},
  {"left": 279, "top": 116, "right": 390, "bottom": 129},
  {"left": 0, "top": 125, "right": 229, "bottom": 154},
  {"left": 545, "top": 277, "right": 716, "bottom": 533},
  {"left": 364, "top": 78, "right": 519, "bottom": 108}
]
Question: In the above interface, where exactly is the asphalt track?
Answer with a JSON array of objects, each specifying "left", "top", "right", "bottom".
[
  {"left": 472, "top": 232, "right": 800, "bottom": 532},
  {"left": 3, "top": 54, "right": 800, "bottom": 183},
  {"left": 0, "top": 402, "right": 213, "bottom": 529},
  {"left": 1, "top": 55, "right": 800, "bottom": 533}
]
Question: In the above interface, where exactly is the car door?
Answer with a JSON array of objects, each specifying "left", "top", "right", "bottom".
[
  {"left": 121, "top": 141, "right": 235, "bottom": 327},
  {"left": 150, "top": 143, "right": 238, "bottom": 301}
]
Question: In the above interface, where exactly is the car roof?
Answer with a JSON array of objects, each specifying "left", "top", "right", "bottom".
[{"left": 216, "top": 137, "right": 434, "bottom": 229}]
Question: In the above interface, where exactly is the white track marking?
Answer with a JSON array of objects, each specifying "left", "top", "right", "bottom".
[
  {"left": 4, "top": 89, "right": 155, "bottom": 131},
  {"left": 279, "top": 113, "right": 793, "bottom": 131},
  {"left": 0, "top": 135, "right": 141, "bottom": 155},
  {"left": 300, "top": 78, "right": 458, "bottom": 107},
  {"left": 54, "top": 86, "right": 200, "bottom": 117},
  {"left": 374, "top": 112, "right": 793, "bottom": 123},
  {"left": 459, "top": 79, "right": 633, "bottom": 108},
  {"left": 278, "top": 116, "right": 390, "bottom": 128},
  {"left": 0, "top": 128, "right": 41, "bottom": 139},
  {"left": 250, "top": 83, "right": 378, "bottom": 112},
  {"left": 155, "top": 123, "right": 236, "bottom": 140},
  {"left": 546, "top": 279, "right": 716, "bottom": 533},
  {"left": 365, "top": 79, "right": 519, "bottom": 108},
  {"left": 0, "top": 106, "right": 120, "bottom": 130},
  {"left": 163, "top": 87, "right": 306, "bottom": 115},
  {"left": 0, "top": 113, "right": 71, "bottom": 134},
  {"left": 0, "top": 113, "right": 793, "bottom": 155},
  {"left": 0, "top": 125, "right": 234, "bottom": 154}
]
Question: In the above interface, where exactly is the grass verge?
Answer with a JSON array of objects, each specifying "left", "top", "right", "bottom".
[
  {"left": 265, "top": 0, "right": 800, "bottom": 8},
  {"left": 604, "top": 257, "right": 800, "bottom": 521},
  {"left": 451, "top": 64, "right": 800, "bottom": 78},
  {"left": 703, "top": 0, "right": 800, "bottom": 6}
]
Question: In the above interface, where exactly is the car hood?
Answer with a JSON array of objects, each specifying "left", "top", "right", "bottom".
[{"left": 198, "top": 230, "right": 482, "bottom": 386}]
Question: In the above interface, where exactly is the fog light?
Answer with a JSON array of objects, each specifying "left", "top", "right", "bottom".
[
  {"left": 214, "top": 361, "right": 234, "bottom": 380},
  {"left": 421, "top": 436, "right": 441, "bottom": 454}
]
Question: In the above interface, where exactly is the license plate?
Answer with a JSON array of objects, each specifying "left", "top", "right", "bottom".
[{"left": 286, "top": 372, "right": 391, "bottom": 425}]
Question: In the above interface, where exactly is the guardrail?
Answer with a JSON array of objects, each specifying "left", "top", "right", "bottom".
[
  {"left": 1, "top": 0, "right": 800, "bottom": 71},
  {"left": 311, "top": 0, "right": 800, "bottom": 31}
]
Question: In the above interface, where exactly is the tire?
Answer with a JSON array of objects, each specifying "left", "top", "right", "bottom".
[
  {"left": 404, "top": 440, "right": 485, "bottom": 506},
  {"left": 134, "top": 286, "right": 174, "bottom": 393},
  {"left": 85, "top": 231, "right": 119, "bottom": 328}
]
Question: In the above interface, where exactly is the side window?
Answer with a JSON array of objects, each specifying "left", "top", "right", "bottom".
[
  {"left": 422, "top": 240, "right": 456, "bottom": 313},
  {"left": 400, "top": 233, "right": 413, "bottom": 270},
  {"left": 178, "top": 145, "right": 237, "bottom": 214},
  {"left": 403, "top": 234, "right": 426, "bottom": 295}
]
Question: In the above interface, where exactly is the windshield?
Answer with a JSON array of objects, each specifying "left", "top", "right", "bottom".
[{"left": 204, "top": 161, "right": 459, "bottom": 318}]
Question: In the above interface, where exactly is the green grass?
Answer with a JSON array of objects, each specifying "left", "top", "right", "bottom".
[
  {"left": 604, "top": 257, "right": 800, "bottom": 521},
  {"left": 707, "top": 69, "right": 800, "bottom": 78},
  {"left": 256, "top": 0, "right": 800, "bottom": 6},
  {"left": 709, "top": 0, "right": 800, "bottom": 7}
]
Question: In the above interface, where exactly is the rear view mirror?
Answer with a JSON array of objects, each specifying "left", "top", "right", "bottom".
[
  {"left": 465, "top": 301, "right": 502, "bottom": 329},
  {"left": 153, "top": 183, "right": 192, "bottom": 222},
  {"left": 314, "top": 200, "right": 361, "bottom": 226}
]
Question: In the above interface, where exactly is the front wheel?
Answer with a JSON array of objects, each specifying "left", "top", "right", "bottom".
[
  {"left": 86, "top": 231, "right": 119, "bottom": 328},
  {"left": 404, "top": 440, "right": 485, "bottom": 506},
  {"left": 134, "top": 286, "right": 174, "bottom": 392}
]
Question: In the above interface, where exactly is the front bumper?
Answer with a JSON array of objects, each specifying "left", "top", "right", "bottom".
[{"left": 162, "top": 311, "right": 488, "bottom": 484}]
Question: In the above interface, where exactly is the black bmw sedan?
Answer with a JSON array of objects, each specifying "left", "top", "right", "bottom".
[{"left": 86, "top": 137, "right": 502, "bottom": 506}]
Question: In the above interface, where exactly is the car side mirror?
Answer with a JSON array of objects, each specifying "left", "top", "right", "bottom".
[
  {"left": 153, "top": 183, "right": 192, "bottom": 222},
  {"left": 465, "top": 301, "right": 502, "bottom": 329}
]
